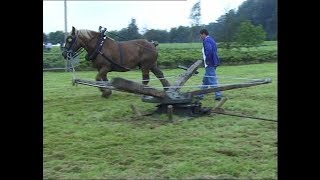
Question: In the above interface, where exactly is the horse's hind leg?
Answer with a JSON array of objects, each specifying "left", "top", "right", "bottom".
[
  {"left": 141, "top": 68, "right": 150, "bottom": 86},
  {"left": 150, "top": 66, "right": 171, "bottom": 90},
  {"left": 96, "top": 66, "right": 112, "bottom": 98}
]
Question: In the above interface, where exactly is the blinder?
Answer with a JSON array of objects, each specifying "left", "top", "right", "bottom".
[{"left": 63, "top": 34, "right": 83, "bottom": 59}]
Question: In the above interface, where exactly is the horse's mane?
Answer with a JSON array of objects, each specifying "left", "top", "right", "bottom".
[
  {"left": 78, "top": 29, "right": 115, "bottom": 41},
  {"left": 78, "top": 29, "right": 97, "bottom": 39}
]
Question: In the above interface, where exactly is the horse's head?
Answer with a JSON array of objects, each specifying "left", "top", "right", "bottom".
[{"left": 62, "top": 26, "right": 83, "bottom": 59}]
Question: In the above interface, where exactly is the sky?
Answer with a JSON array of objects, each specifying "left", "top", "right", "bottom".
[{"left": 43, "top": 0, "right": 247, "bottom": 34}]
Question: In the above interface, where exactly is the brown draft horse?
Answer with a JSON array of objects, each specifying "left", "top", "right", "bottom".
[{"left": 62, "top": 26, "right": 171, "bottom": 98}]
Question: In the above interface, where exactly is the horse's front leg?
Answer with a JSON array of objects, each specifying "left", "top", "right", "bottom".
[{"left": 96, "top": 66, "right": 112, "bottom": 98}]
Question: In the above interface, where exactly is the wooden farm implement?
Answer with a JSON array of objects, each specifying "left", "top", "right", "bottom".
[{"left": 72, "top": 60, "right": 272, "bottom": 117}]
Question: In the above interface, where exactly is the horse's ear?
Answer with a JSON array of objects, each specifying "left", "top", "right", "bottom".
[{"left": 72, "top": 26, "right": 76, "bottom": 35}]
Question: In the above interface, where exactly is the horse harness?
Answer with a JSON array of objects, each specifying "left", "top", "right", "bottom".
[{"left": 85, "top": 27, "right": 130, "bottom": 71}]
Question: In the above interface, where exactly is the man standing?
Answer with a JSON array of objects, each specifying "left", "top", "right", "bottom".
[
  {"left": 45, "top": 42, "right": 52, "bottom": 52},
  {"left": 197, "top": 29, "right": 222, "bottom": 101}
]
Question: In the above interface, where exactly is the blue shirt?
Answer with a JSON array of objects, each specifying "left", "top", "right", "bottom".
[{"left": 203, "top": 36, "right": 220, "bottom": 67}]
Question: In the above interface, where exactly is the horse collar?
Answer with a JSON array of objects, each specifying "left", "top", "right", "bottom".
[{"left": 85, "top": 32, "right": 106, "bottom": 61}]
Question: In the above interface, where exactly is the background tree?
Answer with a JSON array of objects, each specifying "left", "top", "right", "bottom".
[
  {"left": 189, "top": 25, "right": 204, "bottom": 42},
  {"left": 235, "top": 20, "right": 266, "bottom": 48},
  {"left": 48, "top": 31, "right": 65, "bottom": 44},
  {"left": 110, "top": 18, "right": 142, "bottom": 41},
  {"left": 214, "top": 9, "right": 239, "bottom": 48},
  {"left": 107, "top": 30, "right": 121, "bottom": 41},
  {"left": 115, "top": 28, "right": 129, "bottom": 41},
  {"left": 43, "top": 33, "right": 48, "bottom": 43},
  {"left": 236, "top": 0, "right": 277, "bottom": 40},
  {"left": 189, "top": 0, "right": 201, "bottom": 26},
  {"left": 204, "top": 22, "right": 221, "bottom": 40},
  {"left": 44, "top": 0, "right": 277, "bottom": 43},
  {"left": 169, "top": 26, "right": 191, "bottom": 43},
  {"left": 143, "top": 29, "right": 170, "bottom": 43},
  {"left": 127, "top": 18, "right": 143, "bottom": 40},
  {"left": 189, "top": 0, "right": 202, "bottom": 42}
]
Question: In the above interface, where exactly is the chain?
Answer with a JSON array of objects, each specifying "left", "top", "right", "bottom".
[{"left": 67, "top": 53, "right": 78, "bottom": 80}]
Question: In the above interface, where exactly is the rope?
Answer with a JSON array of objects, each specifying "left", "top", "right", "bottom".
[
  {"left": 71, "top": 81, "right": 265, "bottom": 90},
  {"left": 211, "top": 111, "right": 277, "bottom": 122},
  {"left": 108, "top": 75, "right": 180, "bottom": 82},
  {"left": 104, "top": 70, "right": 266, "bottom": 83},
  {"left": 64, "top": 57, "right": 276, "bottom": 122},
  {"left": 67, "top": 66, "right": 268, "bottom": 90},
  {"left": 43, "top": 52, "right": 64, "bottom": 55},
  {"left": 63, "top": 40, "right": 270, "bottom": 92},
  {"left": 106, "top": 73, "right": 264, "bottom": 82},
  {"left": 141, "top": 82, "right": 265, "bottom": 89},
  {"left": 201, "top": 75, "right": 263, "bottom": 81},
  {"left": 141, "top": 85, "right": 208, "bottom": 89}
]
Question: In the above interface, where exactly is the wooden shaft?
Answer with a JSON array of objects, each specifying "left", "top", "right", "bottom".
[
  {"left": 111, "top": 77, "right": 167, "bottom": 98},
  {"left": 215, "top": 97, "right": 228, "bottom": 108},
  {"left": 130, "top": 104, "right": 142, "bottom": 116},
  {"left": 191, "top": 78, "right": 272, "bottom": 96},
  {"left": 169, "top": 60, "right": 203, "bottom": 92},
  {"left": 167, "top": 105, "right": 173, "bottom": 122}
]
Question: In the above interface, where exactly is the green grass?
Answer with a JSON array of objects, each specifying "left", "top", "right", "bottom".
[{"left": 44, "top": 62, "right": 277, "bottom": 179}]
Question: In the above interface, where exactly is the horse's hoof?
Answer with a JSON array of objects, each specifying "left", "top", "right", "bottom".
[
  {"left": 101, "top": 89, "right": 112, "bottom": 98},
  {"left": 164, "top": 87, "right": 169, "bottom": 91}
]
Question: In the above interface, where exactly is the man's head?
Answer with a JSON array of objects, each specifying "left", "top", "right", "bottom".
[{"left": 200, "top": 29, "right": 209, "bottom": 40}]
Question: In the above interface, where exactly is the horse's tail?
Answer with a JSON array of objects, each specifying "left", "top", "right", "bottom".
[{"left": 151, "top": 40, "right": 159, "bottom": 47}]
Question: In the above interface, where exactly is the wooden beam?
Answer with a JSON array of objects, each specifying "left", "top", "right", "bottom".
[
  {"left": 169, "top": 60, "right": 203, "bottom": 92},
  {"left": 212, "top": 97, "right": 228, "bottom": 113},
  {"left": 167, "top": 105, "right": 173, "bottom": 122},
  {"left": 191, "top": 78, "right": 272, "bottom": 96},
  {"left": 111, "top": 77, "right": 167, "bottom": 98},
  {"left": 215, "top": 97, "right": 228, "bottom": 109},
  {"left": 130, "top": 104, "right": 142, "bottom": 117},
  {"left": 177, "top": 65, "right": 199, "bottom": 74}
]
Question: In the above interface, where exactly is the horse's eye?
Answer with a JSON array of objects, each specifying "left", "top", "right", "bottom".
[{"left": 67, "top": 38, "right": 73, "bottom": 42}]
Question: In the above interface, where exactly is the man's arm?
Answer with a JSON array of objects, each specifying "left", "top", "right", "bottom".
[{"left": 204, "top": 40, "right": 212, "bottom": 63}]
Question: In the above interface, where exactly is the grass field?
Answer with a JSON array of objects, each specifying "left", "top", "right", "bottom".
[{"left": 44, "top": 62, "right": 277, "bottom": 179}]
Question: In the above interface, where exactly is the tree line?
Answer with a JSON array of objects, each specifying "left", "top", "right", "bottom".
[{"left": 44, "top": 0, "right": 276, "bottom": 47}]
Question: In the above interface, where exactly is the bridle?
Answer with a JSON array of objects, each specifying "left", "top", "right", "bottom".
[{"left": 63, "top": 31, "right": 85, "bottom": 59}]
